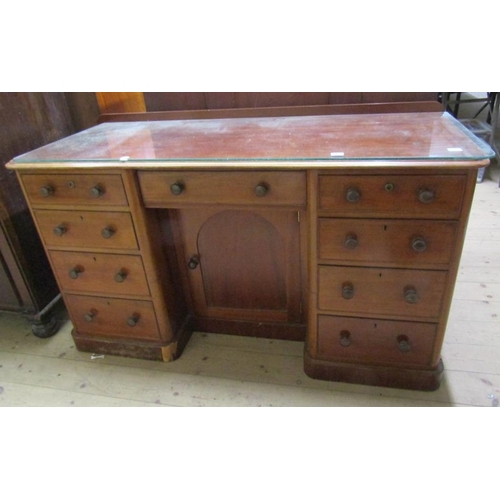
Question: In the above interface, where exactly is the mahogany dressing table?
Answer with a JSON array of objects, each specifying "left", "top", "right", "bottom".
[{"left": 6, "top": 112, "right": 494, "bottom": 390}]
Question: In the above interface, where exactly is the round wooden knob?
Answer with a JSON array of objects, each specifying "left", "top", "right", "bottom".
[
  {"left": 68, "top": 267, "right": 82, "bottom": 279},
  {"left": 346, "top": 188, "right": 360, "bottom": 203},
  {"left": 342, "top": 283, "right": 355, "bottom": 299},
  {"left": 397, "top": 335, "right": 411, "bottom": 353},
  {"left": 83, "top": 312, "right": 95, "bottom": 322},
  {"left": 170, "top": 182, "right": 184, "bottom": 195},
  {"left": 404, "top": 288, "right": 419, "bottom": 304},
  {"left": 40, "top": 185, "right": 54, "bottom": 197},
  {"left": 411, "top": 237, "right": 427, "bottom": 252},
  {"left": 418, "top": 189, "right": 435, "bottom": 204},
  {"left": 101, "top": 226, "right": 115, "bottom": 239},
  {"left": 188, "top": 256, "right": 199, "bottom": 270},
  {"left": 255, "top": 184, "right": 268, "bottom": 197},
  {"left": 90, "top": 185, "right": 104, "bottom": 198},
  {"left": 53, "top": 224, "right": 67, "bottom": 236},
  {"left": 344, "top": 233, "right": 358, "bottom": 250},
  {"left": 127, "top": 313, "right": 140, "bottom": 327},
  {"left": 114, "top": 270, "right": 128, "bottom": 283},
  {"left": 339, "top": 330, "right": 352, "bottom": 347}
]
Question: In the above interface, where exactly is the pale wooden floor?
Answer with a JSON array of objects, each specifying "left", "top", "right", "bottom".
[{"left": 1, "top": 167, "right": 499, "bottom": 407}]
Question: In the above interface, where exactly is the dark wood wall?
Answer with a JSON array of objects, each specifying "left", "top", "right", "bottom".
[
  {"left": 0, "top": 92, "right": 99, "bottom": 312},
  {"left": 143, "top": 92, "right": 439, "bottom": 112},
  {"left": 94, "top": 92, "right": 439, "bottom": 114},
  {"left": 0, "top": 93, "right": 99, "bottom": 217}
]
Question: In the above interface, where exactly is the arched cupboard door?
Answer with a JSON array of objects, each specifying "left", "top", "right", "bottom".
[{"left": 174, "top": 208, "right": 303, "bottom": 325}]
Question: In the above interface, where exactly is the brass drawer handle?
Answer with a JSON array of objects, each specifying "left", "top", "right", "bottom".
[
  {"left": 342, "top": 283, "right": 355, "bottom": 299},
  {"left": 411, "top": 237, "right": 427, "bottom": 252},
  {"left": 344, "top": 233, "right": 358, "bottom": 250},
  {"left": 40, "top": 185, "right": 54, "bottom": 197},
  {"left": 418, "top": 188, "right": 435, "bottom": 204},
  {"left": 397, "top": 335, "right": 411, "bottom": 353},
  {"left": 90, "top": 184, "right": 105, "bottom": 198},
  {"left": 255, "top": 183, "right": 269, "bottom": 197},
  {"left": 68, "top": 267, "right": 82, "bottom": 279},
  {"left": 83, "top": 311, "right": 95, "bottom": 322},
  {"left": 346, "top": 188, "right": 361, "bottom": 203},
  {"left": 127, "top": 313, "right": 140, "bottom": 327},
  {"left": 339, "top": 330, "right": 352, "bottom": 347},
  {"left": 170, "top": 182, "right": 184, "bottom": 196},
  {"left": 404, "top": 287, "right": 419, "bottom": 304},
  {"left": 101, "top": 226, "right": 115, "bottom": 239},
  {"left": 53, "top": 224, "right": 67, "bottom": 236},
  {"left": 114, "top": 270, "right": 128, "bottom": 283}
]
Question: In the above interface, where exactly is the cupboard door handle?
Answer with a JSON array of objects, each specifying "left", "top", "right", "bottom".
[
  {"left": 90, "top": 184, "right": 104, "bottom": 198},
  {"left": 68, "top": 267, "right": 82, "bottom": 279},
  {"left": 255, "top": 184, "right": 268, "bottom": 197},
  {"left": 53, "top": 224, "right": 67, "bottom": 236},
  {"left": 411, "top": 237, "right": 427, "bottom": 252},
  {"left": 397, "top": 335, "right": 411, "bottom": 353},
  {"left": 384, "top": 182, "right": 395, "bottom": 192},
  {"left": 342, "top": 283, "right": 355, "bottom": 299},
  {"left": 418, "top": 189, "right": 435, "bottom": 204},
  {"left": 101, "top": 226, "right": 115, "bottom": 239},
  {"left": 346, "top": 188, "right": 360, "bottom": 203},
  {"left": 170, "top": 182, "right": 184, "bottom": 195},
  {"left": 114, "top": 270, "right": 128, "bottom": 283},
  {"left": 127, "top": 313, "right": 140, "bottom": 327},
  {"left": 40, "top": 185, "right": 54, "bottom": 197},
  {"left": 339, "top": 330, "right": 352, "bottom": 347},
  {"left": 188, "top": 256, "right": 199, "bottom": 270},
  {"left": 83, "top": 311, "right": 95, "bottom": 322},
  {"left": 404, "top": 288, "right": 419, "bottom": 304},
  {"left": 344, "top": 233, "right": 358, "bottom": 250}
]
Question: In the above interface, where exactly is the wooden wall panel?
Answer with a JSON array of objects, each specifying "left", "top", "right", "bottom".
[
  {"left": 96, "top": 92, "right": 146, "bottom": 114},
  {"left": 362, "top": 92, "right": 438, "bottom": 103},
  {"left": 144, "top": 92, "right": 207, "bottom": 111},
  {"left": 64, "top": 92, "right": 100, "bottom": 131},
  {"left": 0, "top": 92, "right": 76, "bottom": 311},
  {"left": 142, "top": 92, "right": 438, "bottom": 112}
]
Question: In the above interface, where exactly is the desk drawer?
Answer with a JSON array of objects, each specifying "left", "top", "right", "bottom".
[
  {"left": 318, "top": 174, "right": 466, "bottom": 218},
  {"left": 34, "top": 210, "right": 138, "bottom": 250},
  {"left": 138, "top": 171, "right": 306, "bottom": 207},
  {"left": 318, "top": 219, "right": 458, "bottom": 266},
  {"left": 66, "top": 295, "right": 160, "bottom": 340},
  {"left": 21, "top": 173, "right": 128, "bottom": 207},
  {"left": 318, "top": 265, "right": 447, "bottom": 319},
  {"left": 317, "top": 315, "right": 436, "bottom": 367},
  {"left": 49, "top": 251, "right": 150, "bottom": 297}
]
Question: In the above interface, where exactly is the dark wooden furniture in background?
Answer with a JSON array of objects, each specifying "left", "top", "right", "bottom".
[
  {"left": 0, "top": 93, "right": 99, "bottom": 336},
  {"left": 6, "top": 108, "right": 494, "bottom": 390}
]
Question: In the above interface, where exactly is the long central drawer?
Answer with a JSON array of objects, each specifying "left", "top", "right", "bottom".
[{"left": 138, "top": 171, "right": 307, "bottom": 207}]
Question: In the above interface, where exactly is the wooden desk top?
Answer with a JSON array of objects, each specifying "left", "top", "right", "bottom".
[{"left": 7, "top": 112, "right": 494, "bottom": 170}]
